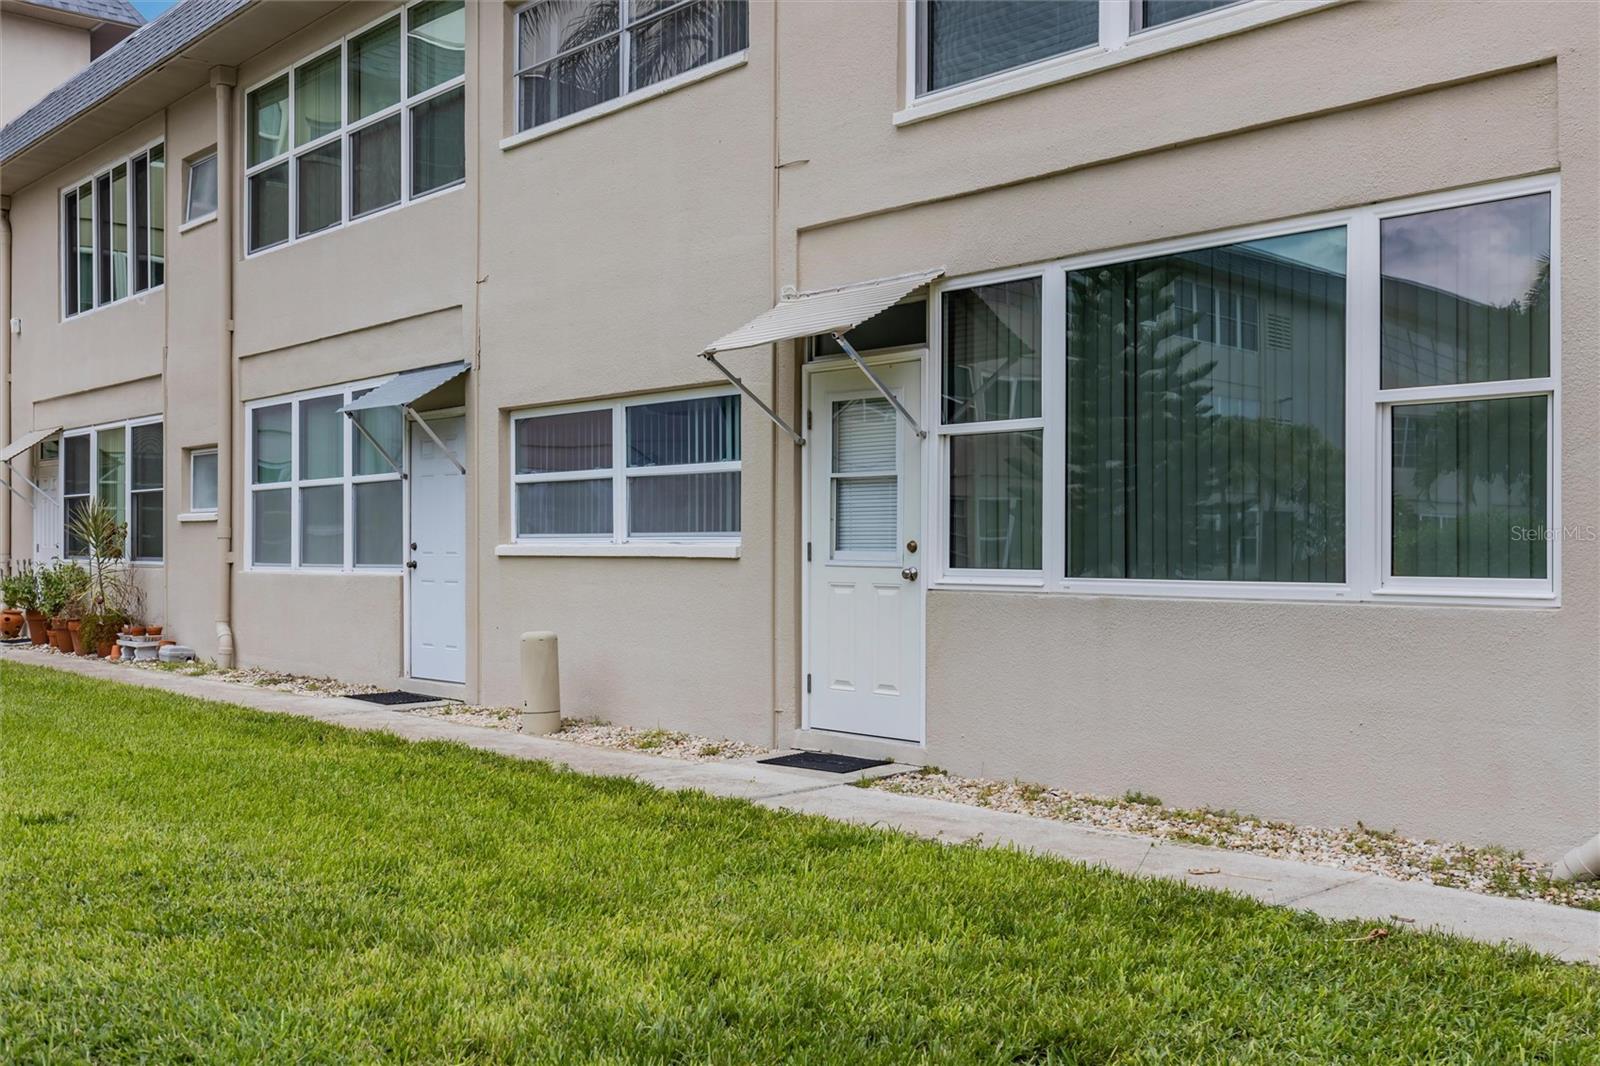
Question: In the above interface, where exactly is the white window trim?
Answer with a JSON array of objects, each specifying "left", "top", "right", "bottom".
[
  {"left": 243, "top": 0, "right": 466, "bottom": 258},
  {"left": 59, "top": 138, "right": 167, "bottom": 321},
  {"left": 60, "top": 415, "right": 164, "bottom": 564},
  {"left": 508, "top": 0, "right": 749, "bottom": 139},
  {"left": 925, "top": 174, "right": 1561, "bottom": 607},
  {"left": 505, "top": 385, "right": 742, "bottom": 553},
  {"left": 897, "top": 0, "right": 1343, "bottom": 127},
  {"left": 243, "top": 378, "right": 406, "bottom": 573},
  {"left": 188, "top": 447, "right": 219, "bottom": 514},
  {"left": 183, "top": 151, "right": 219, "bottom": 227}
]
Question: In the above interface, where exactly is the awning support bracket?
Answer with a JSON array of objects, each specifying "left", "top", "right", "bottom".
[
  {"left": 1, "top": 461, "right": 50, "bottom": 505},
  {"left": 0, "top": 473, "right": 32, "bottom": 506},
  {"left": 405, "top": 407, "right": 467, "bottom": 474},
  {"left": 834, "top": 333, "right": 926, "bottom": 439},
  {"left": 700, "top": 351, "right": 806, "bottom": 447},
  {"left": 343, "top": 411, "right": 406, "bottom": 478}
]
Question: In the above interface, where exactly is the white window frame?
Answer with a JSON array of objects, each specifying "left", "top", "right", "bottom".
[
  {"left": 244, "top": 379, "right": 406, "bottom": 572},
  {"left": 188, "top": 448, "right": 219, "bottom": 514},
  {"left": 506, "top": 386, "right": 741, "bottom": 551},
  {"left": 509, "top": 0, "right": 749, "bottom": 137},
  {"left": 59, "top": 138, "right": 166, "bottom": 320},
  {"left": 898, "top": 0, "right": 1340, "bottom": 126},
  {"left": 242, "top": 0, "right": 466, "bottom": 258},
  {"left": 182, "top": 151, "right": 219, "bottom": 227},
  {"left": 926, "top": 174, "right": 1560, "bottom": 607},
  {"left": 60, "top": 415, "right": 164, "bottom": 564}
]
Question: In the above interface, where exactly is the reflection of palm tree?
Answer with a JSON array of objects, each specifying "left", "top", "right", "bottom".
[{"left": 519, "top": 0, "right": 745, "bottom": 103}]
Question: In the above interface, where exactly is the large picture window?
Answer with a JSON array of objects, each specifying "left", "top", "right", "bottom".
[
  {"left": 245, "top": 0, "right": 465, "bottom": 254},
  {"left": 511, "top": 390, "right": 741, "bottom": 542},
  {"left": 62, "top": 143, "right": 165, "bottom": 317},
  {"left": 61, "top": 419, "right": 163, "bottom": 562},
  {"left": 247, "top": 384, "right": 405, "bottom": 569},
  {"left": 513, "top": 0, "right": 748, "bottom": 132}
]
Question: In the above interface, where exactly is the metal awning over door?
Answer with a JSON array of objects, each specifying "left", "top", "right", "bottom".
[
  {"left": 340, "top": 362, "right": 470, "bottom": 475},
  {"left": 0, "top": 425, "right": 61, "bottom": 505},
  {"left": 698, "top": 268, "right": 944, "bottom": 445}
]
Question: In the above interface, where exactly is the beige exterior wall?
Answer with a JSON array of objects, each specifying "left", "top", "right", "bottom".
[
  {"left": 0, "top": 9, "right": 89, "bottom": 124},
  {"left": 2, "top": 0, "right": 1594, "bottom": 856}
]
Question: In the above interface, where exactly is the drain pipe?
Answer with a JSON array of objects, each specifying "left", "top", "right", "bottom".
[
  {"left": 212, "top": 67, "right": 237, "bottom": 666},
  {"left": 1553, "top": 833, "right": 1600, "bottom": 883},
  {"left": 0, "top": 197, "right": 12, "bottom": 575}
]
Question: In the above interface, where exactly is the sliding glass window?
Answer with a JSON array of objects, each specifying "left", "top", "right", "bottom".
[
  {"left": 918, "top": 0, "right": 1098, "bottom": 93},
  {"left": 60, "top": 419, "right": 163, "bottom": 562},
  {"left": 61, "top": 143, "right": 165, "bottom": 318}
]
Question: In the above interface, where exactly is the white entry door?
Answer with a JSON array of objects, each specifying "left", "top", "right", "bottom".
[
  {"left": 806, "top": 360, "right": 924, "bottom": 742},
  {"left": 33, "top": 462, "right": 61, "bottom": 563},
  {"left": 408, "top": 414, "right": 466, "bottom": 683}
]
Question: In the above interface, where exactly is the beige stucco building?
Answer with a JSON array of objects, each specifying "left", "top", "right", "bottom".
[{"left": 2, "top": 0, "right": 1595, "bottom": 861}]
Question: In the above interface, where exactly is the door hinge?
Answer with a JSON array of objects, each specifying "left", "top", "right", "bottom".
[
  {"left": 806, "top": 541, "right": 812, "bottom": 562},
  {"left": 805, "top": 673, "right": 812, "bottom": 694},
  {"left": 806, "top": 410, "right": 813, "bottom": 430}
]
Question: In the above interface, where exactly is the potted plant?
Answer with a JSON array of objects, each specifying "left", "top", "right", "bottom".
[
  {"left": 37, "top": 562, "right": 85, "bottom": 652},
  {"left": 68, "top": 500, "right": 139, "bottom": 658},
  {"left": 6, "top": 562, "right": 48, "bottom": 645},
  {"left": 1, "top": 563, "right": 36, "bottom": 639}
]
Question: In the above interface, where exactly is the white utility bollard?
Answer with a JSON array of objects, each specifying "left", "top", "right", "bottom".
[{"left": 519, "top": 631, "right": 561, "bottom": 735}]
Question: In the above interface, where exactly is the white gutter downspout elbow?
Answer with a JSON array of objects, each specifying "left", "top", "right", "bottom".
[
  {"left": 1553, "top": 833, "right": 1600, "bottom": 883},
  {"left": 212, "top": 67, "right": 237, "bottom": 667}
]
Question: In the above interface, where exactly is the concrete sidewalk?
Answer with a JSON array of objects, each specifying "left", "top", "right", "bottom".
[{"left": 6, "top": 648, "right": 1597, "bottom": 965}]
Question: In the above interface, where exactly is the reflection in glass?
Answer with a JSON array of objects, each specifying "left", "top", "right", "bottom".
[
  {"left": 1139, "top": 0, "right": 1239, "bottom": 29},
  {"left": 131, "top": 423, "right": 163, "bottom": 491},
  {"left": 925, "top": 0, "right": 1098, "bottom": 92},
  {"left": 408, "top": 0, "right": 466, "bottom": 95},
  {"left": 253, "top": 404, "right": 292, "bottom": 484},
  {"left": 254, "top": 488, "right": 292, "bottom": 565},
  {"left": 295, "top": 49, "right": 342, "bottom": 145},
  {"left": 97, "top": 427, "right": 127, "bottom": 523},
  {"left": 349, "top": 17, "right": 402, "bottom": 122},
  {"left": 1067, "top": 227, "right": 1347, "bottom": 582},
  {"left": 352, "top": 398, "right": 404, "bottom": 476},
  {"left": 1391, "top": 397, "right": 1547, "bottom": 579},
  {"left": 248, "top": 75, "right": 289, "bottom": 165},
  {"left": 950, "top": 430, "right": 1041, "bottom": 570},
  {"left": 148, "top": 146, "right": 165, "bottom": 288},
  {"left": 1380, "top": 194, "right": 1551, "bottom": 388},
  {"left": 192, "top": 451, "right": 219, "bottom": 512},
  {"left": 299, "top": 395, "right": 345, "bottom": 481},
  {"left": 628, "top": 0, "right": 747, "bottom": 91},
  {"left": 943, "top": 278, "right": 1041, "bottom": 424},
  {"left": 627, "top": 395, "right": 739, "bottom": 467}
]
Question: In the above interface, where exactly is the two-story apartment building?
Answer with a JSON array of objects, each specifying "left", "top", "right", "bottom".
[{"left": 2, "top": 0, "right": 1595, "bottom": 862}]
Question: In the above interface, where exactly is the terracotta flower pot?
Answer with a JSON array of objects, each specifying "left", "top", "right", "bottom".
[
  {"left": 95, "top": 637, "right": 115, "bottom": 658},
  {"left": 49, "top": 619, "right": 70, "bottom": 652},
  {"left": 128, "top": 626, "right": 146, "bottom": 637},
  {"left": 108, "top": 642, "right": 122, "bottom": 662},
  {"left": 146, "top": 625, "right": 163, "bottom": 637},
  {"left": 0, "top": 609, "right": 22, "bottom": 639},
  {"left": 67, "top": 620, "right": 86, "bottom": 656},
  {"left": 24, "top": 611, "right": 48, "bottom": 645}
]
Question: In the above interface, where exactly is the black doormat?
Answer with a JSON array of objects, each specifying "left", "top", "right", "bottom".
[
  {"left": 346, "top": 690, "right": 451, "bottom": 706},
  {"left": 759, "top": 751, "right": 891, "bottom": 774}
]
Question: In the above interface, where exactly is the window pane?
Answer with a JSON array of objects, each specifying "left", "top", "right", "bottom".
[
  {"left": 349, "top": 16, "right": 402, "bottom": 122},
  {"left": 247, "top": 75, "right": 289, "bottom": 166},
  {"left": 516, "top": 410, "right": 611, "bottom": 473},
  {"left": 1380, "top": 194, "right": 1551, "bottom": 389},
  {"left": 131, "top": 422, "right": 162, "bottom": 491},
  {"left": 628, "top": 0, "right": 747, "bottom": 92},
  {"left": 186, "top": 155, "right": 218, "bottom": 221},
  {"left": 253, "top": 488, "right": 292, "bottom": 565},
  {"left": 253, "top": 403, "right": 292, "bottom": 484},
  {"left": 1140, "top": 0, "right": 1239, "bottom": 29},
  {"left": 294, "top": 49, "right": 342, "bottom": 146},
  {"left": 354, "top": 480, "right": 403, "bottom": 566},
  {"left": 76, "top": 183, "right": 93, "bottom": 313},
  {"left": 248, "top": 162, "right": 290, "bottom": 251},
  {"left": 63, "top": 191, "right": 79, "bottom": 314},
  {"left": 629, "top": 472, "right": 740, "bottom": 535},
  {"left": 408, "top": 0, "right": 466, "bottom": 95},
  {"left": 96, "top": 174, "right": 110, "bottom": 302},
  {"left": 516, "top": 479, "right": 612, "bottom": 536},
  {"left": 626, "top": 395, "right": 739, "bottom": 467},
  {"left": 834, "top": 478, "right": 896, "bottom": 553},
  {"left": 925, "top": 0, "right": 1098, "bottom": 92},
  {"left": 296, "top": 141, "right": 342, "bottom": 237},
  {"left": 300, "top": 395, "right": 345, "bottom": 481},
  {"left": 132, "top": 491, "right": 163, "bottom": 561},
  {"left": 410, "top": 85, "right": 465, "bottom": 196},
  {"left": 833, "top": 398, "right": 895, "bottom": 474},
  {"left": 1067, "top": 228, "right": 1348, "bottom": 582},
  {"left": 300, "top": 484, "right": 344, "bottom": 566},
  {"left": 518, "top": 38, "right": 620, "bottom": 129},
  {"left": 65, "top": 496, "right": 91, "bottom": 559},
  {"left": 950, "top": 430, "right": 1041, "bottom": 570},
  {"left": 1391, "top": 397, "right": 1547, "bottom": 580},
  {"left": 519, "top": 0, "right": 619, "bottom": 68},
  {"left": 110, "top": 163, "right": 128, "bottom": 302},
  {"left": 192, "top": 452, "right": 219, "bottom": 511},
  {"left": 148, "top": 145, "right": 165, "bottom": 288},
  {"left": 97, "top": 427, "right": 126, "bottom": 524},
  {"left": 352, "top": 401, "right": 404, "bottom": 476},
  {"left": 351, "top": 114, "right": 402, "bottom": 217},
  {"left": 64, "top": 435, "right": 91, "bottom": 496},
  {"left": 133, "top": 154, "right": 149, "bottom": 292},
  {"left": 943, "top": 278, "right": 1042, "bottom": 423},
  {"left": 811, "top": 300, "right": 927, "bottom": 358}
]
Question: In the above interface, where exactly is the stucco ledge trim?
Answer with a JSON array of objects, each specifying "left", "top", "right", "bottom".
[{"left": 495, "top": 541, "right": 740, "bottom": 559}]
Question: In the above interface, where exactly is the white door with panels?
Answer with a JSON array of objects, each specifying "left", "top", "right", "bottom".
[
  {"left": 408, "top": 414, "right": 466, "bottom": 683},
  {"left": 33, "top": 463, "right": 61, "bottom": 564},
  {"left": 806, "top": 360, "right": 924, "bottom": 742}
]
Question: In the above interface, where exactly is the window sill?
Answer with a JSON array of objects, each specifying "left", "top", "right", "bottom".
[
  {"left": 894, "top": 0, "right": 1340, "bottom": 128},
  {"left": 926, "top": 578, "right": 1559, "bottom": 608},
  {"left": 499, "top": 52, "right": 747, "bottom": 153},
  {"left": 176, "top": 511, "right": 217, "bottom": 523},
  {"left": 178, "top": 213, "right": 217, "bottom": 235},
  {"left": 496, "top": 541, "right": 741, "bottom": 559}
]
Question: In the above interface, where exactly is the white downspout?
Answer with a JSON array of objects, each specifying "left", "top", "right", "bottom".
[
  {"left": 212, "top": 67, "right": 237, "bottom": 666},
  {"left": 1553, "top": 833, "right": 1600, "bottom": 883},
  {"left": 0, "top": 196, "right": 11, "bottom": 574}
]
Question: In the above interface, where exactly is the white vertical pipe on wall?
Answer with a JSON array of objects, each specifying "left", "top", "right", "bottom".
[
  {"left": 212, "top": 67, "right": 237, "bottom": 666},
  {"left": 0, "top": 196, "right": 11, "bottom": 574}
]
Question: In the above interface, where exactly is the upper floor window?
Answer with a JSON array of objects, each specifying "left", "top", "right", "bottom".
[
  {"left": 185, "top": 152, "right": 218, "bottom": 223},
  {"left": 62, "top": 143, "right": 165, "bottom": 318},
  {"left": 245, "top": 0, "right": 466, "bottom": 254},
  {"left": 513, "top": 0, "right": 748, "bottom": 132},
  {"left": 914, "top": 0, "right": 1246, "bottom": 96}
]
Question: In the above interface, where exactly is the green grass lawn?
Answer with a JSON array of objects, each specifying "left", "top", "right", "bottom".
[{"left": 3, "top": 661, "right": 1597, "bottom": 1064}]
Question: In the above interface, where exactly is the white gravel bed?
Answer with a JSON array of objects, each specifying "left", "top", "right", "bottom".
[
  {"left": 551, "top": 720, "right": 772, "bottom": 762},
  {"left": 871, "top": 769, "right": 1600, "bottom": 912}
]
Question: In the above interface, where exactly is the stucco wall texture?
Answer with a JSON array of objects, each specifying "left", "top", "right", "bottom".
[{"left": 2, "top": 0, "right": 1594, "bottom": 857}]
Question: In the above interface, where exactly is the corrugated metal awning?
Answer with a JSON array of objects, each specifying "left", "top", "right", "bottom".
[
  {"left": 0, "top": 426, "right": 61, "bottom": 464},
  {"left": 341, "top": 361, "right": 468, "bottom": 413},
  {"left": 701, "top": 268, "right": 944, "bottom": 356}
]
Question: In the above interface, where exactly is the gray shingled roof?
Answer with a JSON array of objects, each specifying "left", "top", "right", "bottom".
[
  {"left": 0, "top": 0, "right": 252, "bottom": 164},
  {"left": 25, "top": 0, "right": 146, "bottom": 26}
]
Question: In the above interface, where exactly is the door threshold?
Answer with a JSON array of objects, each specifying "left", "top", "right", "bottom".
[{"left": 789, "top": 728, "right": 926, "bottom": 763}]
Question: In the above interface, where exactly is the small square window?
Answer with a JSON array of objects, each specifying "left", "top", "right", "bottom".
[
  {"left": 185, "top": 154, "right": 218, "bottom": 223},
  {"left": 190, "top": 449, "right": 219, "bottom": 512}
]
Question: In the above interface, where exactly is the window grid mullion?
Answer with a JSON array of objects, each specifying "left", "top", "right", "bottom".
[{"left": 613, "top": 403, "right": 627, "bottom": 544}]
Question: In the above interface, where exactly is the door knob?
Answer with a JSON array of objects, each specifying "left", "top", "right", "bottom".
[{"left": 900, "top": 566, "right": 919, "bottom": 582}]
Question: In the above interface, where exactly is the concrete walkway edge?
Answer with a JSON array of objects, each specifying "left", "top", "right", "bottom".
[{"left": 6, "top": 649, "right": 1597, "bottom": 965}]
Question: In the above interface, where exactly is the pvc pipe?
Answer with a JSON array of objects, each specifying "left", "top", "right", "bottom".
[
  {"left": 519, "top": 631, "right": 561, "bottom": 735},
  {"left": 0, "top": 197, "right": 12, "bottom": 574},
  {"left": 212, "top": 67, "right": 237, "bottom": 666},
  {"left": 1553, "top": 833, "right": 1600, "bottom": 883}
]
